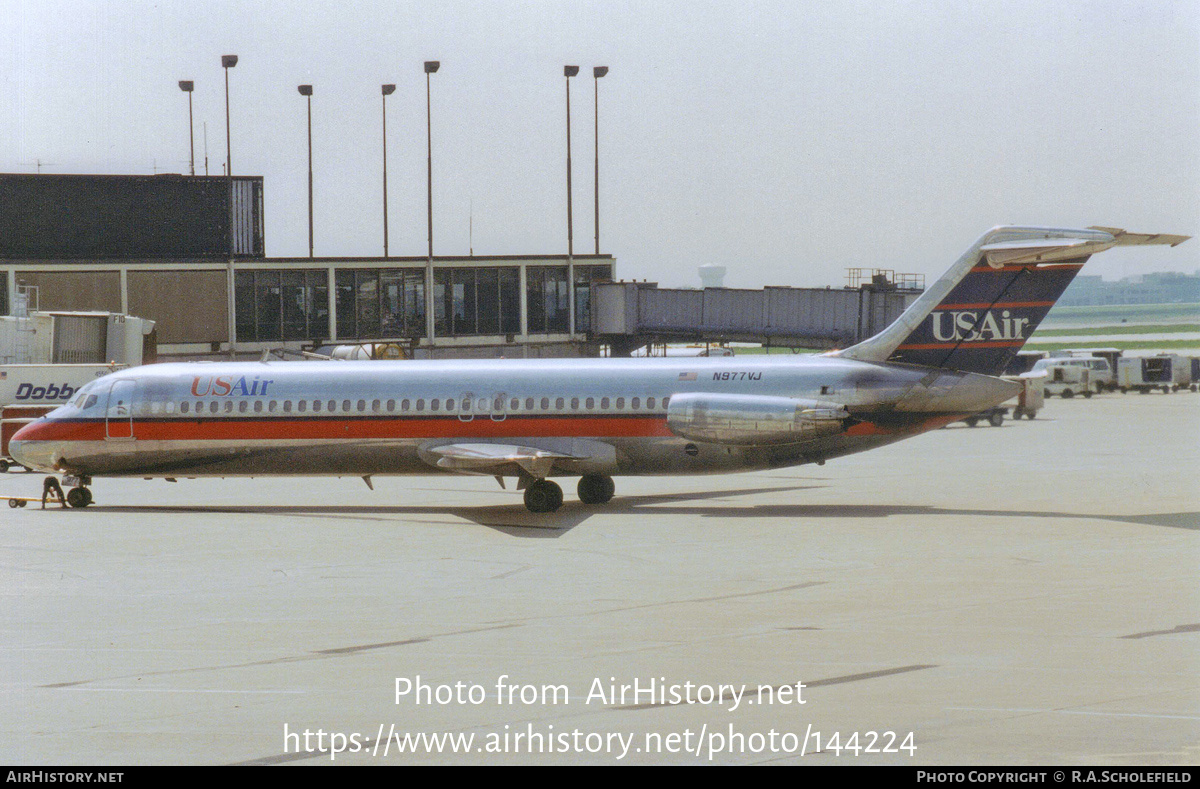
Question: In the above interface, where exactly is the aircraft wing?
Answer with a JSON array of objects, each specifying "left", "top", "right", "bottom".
[{"left": 420, "top": 442, "right": 587, "bottom": 479}]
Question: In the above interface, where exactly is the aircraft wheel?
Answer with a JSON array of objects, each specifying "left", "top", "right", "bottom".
[
  {"left": 524, "top": 480, "right": 563, "bottom": 513},
  {"left": 8, "top": 498, "right": 19, "bottom": 508},
  {"left": 66, "top": 487, "right": 91, "bottom": 509},
  {"left": 577, "top": 474, "right": 615, "bottom": 505},
  {"left": 988, "top": 411, "right": 1004, "bottom": 427},
  {"left": 1082, "top": 390, "right": 1092, "bottom": 399},
  {"left": 1061, "top": 389, "right": 1074, "bottom": 399},
  {"left": 965, "top": 417, "right": 978, "bottom": 427},
  {"left": 0, "top": 458, "right": 8, "bottom": 473}
]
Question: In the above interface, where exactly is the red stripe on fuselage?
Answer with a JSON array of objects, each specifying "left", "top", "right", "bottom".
[{"left": 17, "top": 415, "right": 676, "bottom": 442}]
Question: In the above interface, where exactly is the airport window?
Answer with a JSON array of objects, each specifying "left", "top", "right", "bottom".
[
  {"left": 336, "top": 268, "right": 426, "bottom": 340},
  {"left": 526, "top": 266, "right": 570, "bottom": 334},
  {"left": 236, "top": 269, "right": 328, "bottom": 343},
  {"left": 429, "top": 266, "right": 520, "bottom": 337},
  {"left": 574, "top": 264, "right": 612, "bottom": 333}
]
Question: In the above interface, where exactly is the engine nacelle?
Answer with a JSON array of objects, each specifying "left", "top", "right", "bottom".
[{"left": 666, "top": 393, "right": 849, "bottom": 446}]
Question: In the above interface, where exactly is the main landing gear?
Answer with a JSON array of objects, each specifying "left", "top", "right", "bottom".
[{"left": 521, "top": 474, "right": 616, "bottom": 513}]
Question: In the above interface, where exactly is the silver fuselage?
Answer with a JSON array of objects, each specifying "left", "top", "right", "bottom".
[{"left": 9, "top": 355, "right": 1016, "bottom": 480}]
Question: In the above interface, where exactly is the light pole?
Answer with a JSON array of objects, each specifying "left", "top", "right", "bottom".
[
  {"left": 221, "top": 55, "right": 237, "bottom": 360},
  {"left": 564, "top": 66, "right": 578, "bottom": 256},
  {"left": 298, "top": 84, "right": 313, "bottom": 258},
  {"left": 381, "top": 84, "right": 395, "bottom": 257},
  {"left": 424, "top": 61, "right": 440, "bottom": 345},
  {"left": 592, "top": 67, "right": 607, "bottom": 254},
  {"left": 178, "top": 81, "right": 195, "bottom": 176},
  {"left": 222, "top": 56, "right": 237, "bottom": 179},
  {"left": 564, "top": 65, "right": 579, "bottom": 335}
]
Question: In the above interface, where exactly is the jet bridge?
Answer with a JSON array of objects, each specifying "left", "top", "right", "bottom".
[{"left": 591, "top": 272, "right": 922, "bottom": 355}]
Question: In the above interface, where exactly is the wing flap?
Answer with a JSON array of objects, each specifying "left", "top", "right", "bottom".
[{"left": 421, "top": 442, "right": 584, "bottom": 479}]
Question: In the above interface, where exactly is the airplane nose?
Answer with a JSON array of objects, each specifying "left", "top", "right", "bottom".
[{"left": 8, "top": 421, "right": 60, "bottom": 472}]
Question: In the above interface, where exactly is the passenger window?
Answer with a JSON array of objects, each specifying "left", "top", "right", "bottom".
[
  {"left": 495, "top": 396, "right": 504, "bottom": 411},
  {"left": 511, "top": 398, "right": 520, "bottom": 410},
  {"left": 387, "top": 399, "right": 395, "bottom": 412},
  {"left": 269, "top": 401, "right": 278, "bottom": 413},
  {"left": 311, "top": 400, "right": 320, "bottom": 412},
  {"left": 615, "top": 397, "right": 624, "bottom": 409},
  {"left": 585, "top": 397, "right": 595, "bottom": 409},
  {"left": 181, "top": 401, "right": 190, "bottom": 414},
  {"left": 647, "top": 397, "right": 655, "bottom": 409},
  {"left": 401, "top": 399, "right": 410, "bottom": 411},
  {"left": 416, "top": 399, "right": 425, "bottom": 411},
  {"left": 224, "top": 400, "right": 233, "bottom": 413},
  {"left": 372, "top": 399, "right": 381, "bottom": 412},
  {"left": 571, "top": 397, "right": 579, "bottom": 410},
  {"left": 663, "top": 396, "right": 670, "bottom": 408},
  {"left": 431, "top": 399, "right": 440, "bottom": 411},
  {"left": 632, "top": 397, "right": 640, "bottom": 409},
  {"left": 556, "top": 397, "right": 565, "bottom": 410},
  {"left": 328, "top": 400, "right": 336, "bottom": 412},
  {"left": 526, "top": 397, "right": 535, "bottom": 410},
  {"left": 283, "top": 400, "right": 292, "bottom": 413},
  {"left": 357, "top": 399, "right": 367, "bottom": 412},
  {"left": 342, "top": 400, "right": 351, "bottom": 412},
  {"left": 254, "top": 401, "right": 263, "bottom": 413},
  {"left": 239, "top": 401, "right": 248, "bottom": 413},
  {"left": 165, "top": 401, "right": 175, "bottom": 414},
  {"left": 445, "top": 398, "right": 455, "bottom": 411},
  {"left": 601, "top": 397, "right": 610, "bottom": 409},
  {"left": 541, "top": 397, "right": 550, "bottom": 410},
  {"left": 296, "top": 400, "right": 305, "bottom": 413}
]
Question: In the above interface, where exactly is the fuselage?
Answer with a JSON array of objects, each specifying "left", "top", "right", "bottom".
[{"left": 9, "top": 355, "right": 1016, "bottom": 480}]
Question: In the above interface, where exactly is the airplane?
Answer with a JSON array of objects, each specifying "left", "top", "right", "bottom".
[{"left": 9, "top": 225, "right": 1188, "bottom": 513}]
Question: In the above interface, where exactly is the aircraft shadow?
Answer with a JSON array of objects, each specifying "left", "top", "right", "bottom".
[{"left": 81, "top": 483, "right": 1198, "bottom": 535}]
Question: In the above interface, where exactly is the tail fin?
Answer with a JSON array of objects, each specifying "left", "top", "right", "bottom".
[{"left": 837, "top": 226, "right": 1189, "bottom": 375}]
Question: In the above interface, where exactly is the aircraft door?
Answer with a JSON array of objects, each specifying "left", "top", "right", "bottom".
[
  {"left": 491, "top": 392, "right": 507, "bottom": 422},
  {"left": 458, "top": 392, "right": 474, "bottom": 422},
  {"left": 105, "top": 379, "right": 137, "bottom": 440}
]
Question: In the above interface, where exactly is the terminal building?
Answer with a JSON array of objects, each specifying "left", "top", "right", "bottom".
[
  {"left": 0, "top": 173, "right": 920, "bottom": 361},
  {"left": 0, "top": 173, "right": 613, "bottom": 360}
]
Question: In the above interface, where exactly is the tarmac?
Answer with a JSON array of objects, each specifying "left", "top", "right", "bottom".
[{"left": 1, "top": 392, "right": 1196, "bottom": 765}]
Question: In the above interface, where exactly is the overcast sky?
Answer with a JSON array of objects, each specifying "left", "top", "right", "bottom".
[{"left": 1, "top": 0, "right": 1196, "bottom": 288}]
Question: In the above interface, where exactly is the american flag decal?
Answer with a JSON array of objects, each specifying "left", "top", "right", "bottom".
[{"left": 678, "top": 371, "right": 697, "bottom": 381}]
